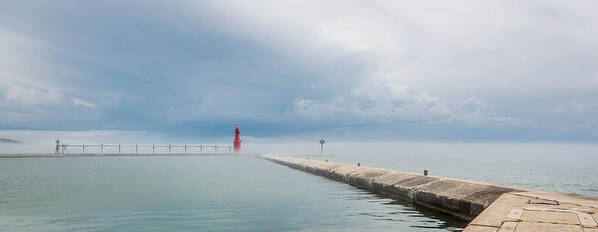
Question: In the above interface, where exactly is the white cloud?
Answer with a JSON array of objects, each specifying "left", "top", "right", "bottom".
[
  {"left": 0, "top": 130, "right": 167, "bottom": 153},
  {"left": 294, "top": 82, "right": 452, "bottom": 123},
  {"left": 0, "top": 82, "right": 98, "bottom": 127},
  {"left": 72, "top": 98, "right": 95, "bottom": 108},
  {"left": 2, "top": 83, "right": 66, "bottom": 105},
  {"left": 294, "top": 81, "right": 524, "bottom": 127},
  {"left": 459, "top": 97, "right": 487, "bottom": 111}
]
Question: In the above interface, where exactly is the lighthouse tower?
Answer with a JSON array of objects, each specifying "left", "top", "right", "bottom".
[{"left": 234, "top": 126, "right": 242, "bottom": 153}]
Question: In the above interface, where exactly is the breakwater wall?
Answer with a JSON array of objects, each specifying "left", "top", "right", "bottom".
[
  {"left": 264, "top": 155, "right": 598, "bottom": 231},
  {"left": 263, "top": 154, "right": 518, "bottom": 220}
]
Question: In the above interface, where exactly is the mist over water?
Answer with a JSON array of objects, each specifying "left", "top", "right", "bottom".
[
  {"left": 2, "top": 133, "right": 597, "bottom": 197},
  {"left": 2, "top": 135, "right": 597, "bottom": 231},
  {"left": 1, "top": 136, "right": 597, "bottom": 232},
  {"left": 246, "top": 142, "right": 598, "bottom": 197}
]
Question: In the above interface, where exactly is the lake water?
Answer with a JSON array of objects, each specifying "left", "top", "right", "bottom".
[
  {"left": 254, "top": 142, "right": 598, "bottom": 197},
  {"left": 2, "top": 142, "right": 597, "bottom": 231},
  {"left": 0, "top": 155, "right": 466, "bottom": 232}
]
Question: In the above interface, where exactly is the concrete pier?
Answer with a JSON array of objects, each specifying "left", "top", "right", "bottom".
[
  {"left": 465, "top": 191, "right": 598, "bottom": 232},
  {"left": 264, "top": 155, "right": 598, "bottom": 232}
]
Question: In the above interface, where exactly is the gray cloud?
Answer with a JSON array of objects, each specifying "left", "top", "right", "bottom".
[
  {"left": 0, "top": 138, "right": 23, "bottom": 144},
  {"left": 0, "top": 1, "right": 597, "bottom": 141}
]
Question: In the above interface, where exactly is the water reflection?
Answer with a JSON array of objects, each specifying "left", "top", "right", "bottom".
[{"left": 321, "top": 178, "right": 468, "bottom": 231}]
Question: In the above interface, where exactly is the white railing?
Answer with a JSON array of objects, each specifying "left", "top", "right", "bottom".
[{"left": 54, "top": 143, "right": 233, "bottom": 155}]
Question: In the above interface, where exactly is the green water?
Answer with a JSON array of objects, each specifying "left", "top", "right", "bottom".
[{"left": 0, "top": 155, "right": 466, "bottom": 231}]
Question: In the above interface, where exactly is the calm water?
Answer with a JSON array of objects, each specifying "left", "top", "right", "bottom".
[
  {"left": 0, "top": 155, "right": 466, "bottom": 231},
  {"left": 283, "top": 142, "right": 598, "bottom": 197}
]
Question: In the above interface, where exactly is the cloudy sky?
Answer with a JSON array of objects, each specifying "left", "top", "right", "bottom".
[{"left": 1, "top": 0, "right": 598, "bottom": 144}]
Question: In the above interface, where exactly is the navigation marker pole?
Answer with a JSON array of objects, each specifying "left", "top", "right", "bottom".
[
  {"left": 320, "top": 138, "right": 325, "bottom": 155},
  {"left": 55, "top": 139, "right": 61, "bottom": 155}
]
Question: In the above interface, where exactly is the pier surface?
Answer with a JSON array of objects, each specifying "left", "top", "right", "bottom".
[{"left": 264, "top": 155, "right": 598, "bottom": 232}]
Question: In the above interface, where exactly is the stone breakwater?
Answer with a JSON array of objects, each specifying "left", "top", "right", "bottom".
[
  {"left": 263, "top": 154, "right": 517, "bottom": 220},
  {"left": 264, "top": 155, "right": 598, "bottom": 232}
]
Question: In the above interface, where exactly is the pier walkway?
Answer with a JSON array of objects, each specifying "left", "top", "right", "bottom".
[
  {"left": 466, "top": 191, "right": 598, "bottom": 232},
  {"left": 263, "top": 155, "right": 598, "bottom": 232}
]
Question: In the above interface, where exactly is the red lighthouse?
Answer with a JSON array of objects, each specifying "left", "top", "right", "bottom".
[{"left": 234, "top": 126, "right": 242, "bottom": 153}]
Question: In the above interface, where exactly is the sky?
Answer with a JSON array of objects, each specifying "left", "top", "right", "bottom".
[{"left": 1, "top": 0, "right": 598, "bottom": 147}]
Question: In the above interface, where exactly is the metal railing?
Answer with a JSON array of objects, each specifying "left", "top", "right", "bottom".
[{"left": 54, "top": 142, "right": 233, "bottom": 155}]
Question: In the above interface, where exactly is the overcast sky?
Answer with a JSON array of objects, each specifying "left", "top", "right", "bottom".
[{"left": 1, "top": 0, "right": 598, "bottom": 142}]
